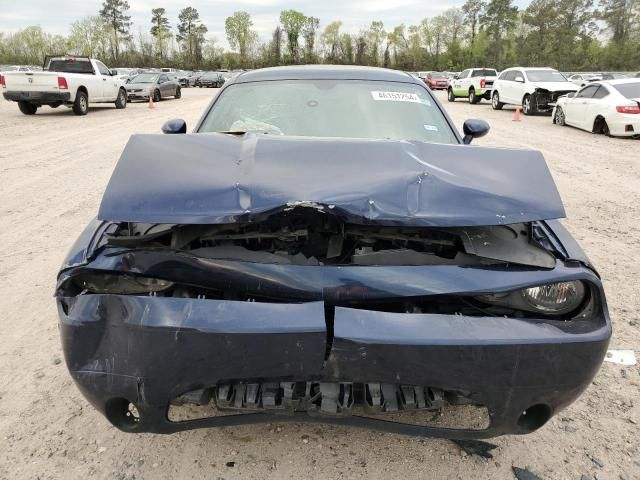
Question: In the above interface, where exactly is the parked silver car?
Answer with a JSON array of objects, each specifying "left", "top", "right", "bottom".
[{"left": 126, "top": 73, "right": 181, "bottom": 102}]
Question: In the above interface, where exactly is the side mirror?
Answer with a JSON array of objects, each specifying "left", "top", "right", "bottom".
[
  {"left": 515, "top": 76, "right": 525, "bottom": 83},
  {"left": 566, "top": 92, "right": 576, "bottom": 98},
  {"left": 162, "top": 119, "right": 187, "bottom": 134},
  {"left": 462, "top": 119, "right": 490, "bottom": 144}
]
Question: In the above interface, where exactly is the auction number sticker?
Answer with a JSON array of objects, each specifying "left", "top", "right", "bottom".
[{"left": 371, "top": 91, "right": 425, "bottom": 104}]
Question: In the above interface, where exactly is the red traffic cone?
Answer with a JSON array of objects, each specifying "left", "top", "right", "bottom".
[
  {"left": 148, "top": 95, "right": 154, "bottom": 109},
  {"left": 512, "top": 106, "right": 521, "bottom": 122}
]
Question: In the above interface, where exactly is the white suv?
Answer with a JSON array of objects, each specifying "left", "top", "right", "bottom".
[{"left": 491, "top": 67, "right": 578, "bottom": 115}]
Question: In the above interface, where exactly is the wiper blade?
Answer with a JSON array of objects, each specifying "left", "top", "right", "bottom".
[{"left": 216, "top": 131, "right": 247, "bottom": 136}]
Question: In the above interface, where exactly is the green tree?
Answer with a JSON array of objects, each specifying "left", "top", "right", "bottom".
[
  {"left": 280, "top": 9, "right": 307, "bottom": 63},
  {"left": 303, "top": 16, "right": 320, "bottom": 62},
  {"left": 387, "top": 25, "right": 407, "bottom": 66},
  {"left": 99, "top": 0, "right": 131, "bottom": 63},
  {"left": 177, "top": 7, "right": 207, "bottom": 66},
  {"left": 462, "top": 0, "right": 486, "bottom": 48},
  {"left": 68, "top": 16, "right": 111, "bottom": 60},
  {"left": 521, "top": 0, "right": 558, "bottom": 64},
  {"left": 150, "top": 8, "right": 171, "bottom": 60},
  {"left": 481, "top": 0, "right": 519, "bottom": 67},
  {"left": 598, "top": 0, "right": 638, "bottom": 43},
  {"left": 225, "top": 11, "right": 255, "bottom": 66},
  {"left": 322, "top": 21, "right": 343, "bottom": 62},
  {"left": 366, "top": 21, "right": 386, "bottom": 66},
  {"left": 271, "top": 26, "right": 283, "bottom": 65}
]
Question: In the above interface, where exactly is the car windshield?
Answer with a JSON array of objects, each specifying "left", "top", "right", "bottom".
[
  {"left": 132, "top": 73, "right": 158, "bottom": 83},
  {"left": 430, "top": 73, "right": 446, "bottom": 79},
  {"left": 198, "top": 79, "right": 457, "bottom": 144},
  {"left": 471, "top": 69, "right": 497, "bottom": 77},
  {"left": 525, "top": 70, "right": 568, "bottom": 82},
  {"left": 613, "top": 82, "right": 640, "bottom": 99},
  {"left": 47, "top": 59, "right": 94, "bottom": 74}
]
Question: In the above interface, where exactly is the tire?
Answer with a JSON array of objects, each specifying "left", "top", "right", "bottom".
[
  {"left": 153, "top": 89, "right": 161, "bottom": 102},
  {"left": 553, "top": 107, "right": 565, "bottom": 126},
  {"left": 18, "top": 101, "right": 38, "bottom": 115},
  {"left": 522, "top": 94, "right": 535, "bottom": 116},
  {"left": 72, "top": 91, "right": 88, "bottom": 116},
  {"left": 115, "top": 88, "right": 127, "bottom": 109},
  {"left": 492, "top": 92, "right": 504, "bottom": 110},
  {"left": 469, "top": 88, "right": 480, "bottom": 104},
  {"left": 593, "top": 117, "right": 611, "bottom": 137},
  {"left": 447, "top": 89, "right": 456, "bottom": 102},
  {"left": 175, "top": 87, "right": 181, "bottom": 99}
]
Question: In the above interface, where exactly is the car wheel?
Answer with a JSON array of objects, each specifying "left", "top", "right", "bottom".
[
  {"left": 492, "top": 92, "right": 504, "bottom": 110},
  {"left": 17, "top": 101, "right": 38, "bottom": 115},
  {"left": 522, "top": 95, "right": 535, "bottom": 115},
  {"left": 447, "top": 89, "right": 456, "bottom": 102},
  {"left": 596, "top": 117, "right": 611, "bottom": 137},
  {"left": 72, "top": 90, "right": 88, "bottom": 116},
  {"left": 469, "top": 89, "right": 480, "bottom": 104},
  {"left": 153, "top": 89, "right": 161, "bottom": 102},
  {"left": 115, "top": 88, "right": 127, "bottom": 109},
  {"left": 554, "top": 107, "right": 565, "bottom": 126},
  {"left": 175, "top": 87, "right": 181, "bottom": 99}
]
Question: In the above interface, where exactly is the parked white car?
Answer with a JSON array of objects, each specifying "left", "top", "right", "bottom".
[
  {"left": 568, "top": 73, "right": 600, "bottom": 87},
  {"left": 1, "top": 56, "right": 127, "bottom": 115},
  {"left": 491, "top": 67, "right": 578, "bottom": 115},
  {"left": 553, "top": 79, "right": 640, "bottom": 138}
]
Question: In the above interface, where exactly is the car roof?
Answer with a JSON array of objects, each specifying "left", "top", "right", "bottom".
[
  {"left": 504, "top": 67, "right": 557, "bottom": 71},
  {"left": 597, "top": 78, "right": 639, "bottom": 85},
  {"left": 233, "top": 65, "right": 417, "bottom": 84}
]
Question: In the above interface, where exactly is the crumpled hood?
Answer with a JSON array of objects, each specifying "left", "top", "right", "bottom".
[
  {"left": 530, "top": 82, "right": 578, "bottom": 92},
  {"left": 98, "top": 133, "right": 566, "bottom": 227}
]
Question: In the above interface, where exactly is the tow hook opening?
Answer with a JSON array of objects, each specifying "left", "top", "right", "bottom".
[
  {"left": 105, "top": 398, "right": 141, "bottom": 431},
  {"left": 517, "top": 403, "right": 551, "bottom": 432}
]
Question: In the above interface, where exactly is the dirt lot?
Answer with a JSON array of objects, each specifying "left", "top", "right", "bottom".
[{"left": 0, "top": 87, "right": 638, "bottom": 480}]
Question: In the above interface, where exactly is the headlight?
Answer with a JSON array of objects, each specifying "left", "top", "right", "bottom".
[
  {"left": 521, "top": 282, "right": 585, "bottom": 314},
  {"left": 476, "top": 281, "right": 587, "bottom": 316},
  {"left": 74, "top": 272, "right": 173, "bottom": 295}
]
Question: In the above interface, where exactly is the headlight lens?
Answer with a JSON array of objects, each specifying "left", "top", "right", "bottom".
[
  {"left": 75, "top": 272, "right": 174, "bottom": 295},
  {"left": 476, "top": 281, "right": 587, "bottom": 316},
  {"left": 522, "top": 281, "right": 585, "bottom": 314}
]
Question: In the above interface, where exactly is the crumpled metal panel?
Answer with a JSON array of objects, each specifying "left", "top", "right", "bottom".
[{"left": 98, "top": 133, "right": 565, "bottom": 227}]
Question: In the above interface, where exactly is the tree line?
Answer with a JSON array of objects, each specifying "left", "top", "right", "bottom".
[{"left": 1, "top": 0, "right": 639, "bottom": 72}]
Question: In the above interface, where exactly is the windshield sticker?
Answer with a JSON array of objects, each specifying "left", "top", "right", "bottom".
[
  {"left": 423, "top": 125, "right": 439, "bottom": 132},
  {"left": 371, "top": 91, "right": 424, "bottom": 104}
]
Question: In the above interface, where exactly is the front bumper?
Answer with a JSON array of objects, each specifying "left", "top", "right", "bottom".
[
  {"left": 58, "top": 256, "right": 611, "bottom": 438},
  {"left": 126, "top": 92, "right": 151, "bottom": 100},
  {"left": 3, "top": 91, "right": 70, "bottom": 104}
]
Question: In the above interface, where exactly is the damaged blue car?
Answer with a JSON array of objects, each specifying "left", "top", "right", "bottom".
[{"left": 56, "top": 66, "right": 611, "bottom": 439}]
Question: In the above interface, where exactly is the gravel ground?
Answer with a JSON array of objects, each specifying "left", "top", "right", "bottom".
[{"left": 0, "top": 87, "right": 638, "bottom": 480}]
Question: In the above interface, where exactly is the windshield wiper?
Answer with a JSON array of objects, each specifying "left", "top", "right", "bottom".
[{"left": 216, "top": 131, "right": 248, "bottom": 135}]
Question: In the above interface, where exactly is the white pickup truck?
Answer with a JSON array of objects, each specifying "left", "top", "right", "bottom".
[
  {"left": 1, "top": 56, "right": 127, "bottom": 115},
  {"left": 447, "top": 68, "right": 498, "bottom": 104}
]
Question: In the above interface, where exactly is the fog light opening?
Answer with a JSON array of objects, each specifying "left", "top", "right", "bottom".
[
  {"left": 517, "top": 404, "right": 551, "bottom": 432},
  {"left": 105, "top": 398, "right": 141, "bottom": 431}
]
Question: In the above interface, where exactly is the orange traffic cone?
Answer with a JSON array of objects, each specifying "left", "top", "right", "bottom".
[
  {"left": 148, "top": 96, "right": 154, "bottom": 109},
  {"left": 512, "top": 106, "right": 521, "bottom": 122}
]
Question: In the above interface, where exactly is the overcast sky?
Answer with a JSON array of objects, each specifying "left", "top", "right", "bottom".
[{"left": 0, "top": 0, "right": 530, "bottom": 48}]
